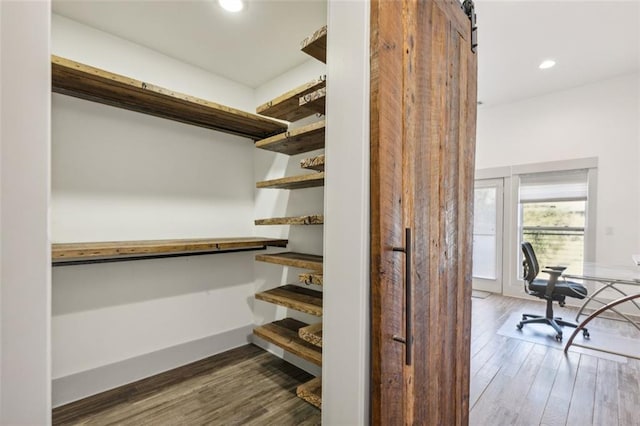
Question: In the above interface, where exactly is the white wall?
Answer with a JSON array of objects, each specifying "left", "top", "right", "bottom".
[
  {"left": 477, "top": 72, "right": 640, "bottom": 294},
  {"left": 51, "top": 15, "right": 269, "bottom": 405},
  {"left": 0, "top": 1, "right": 52, "bottom": 423}
]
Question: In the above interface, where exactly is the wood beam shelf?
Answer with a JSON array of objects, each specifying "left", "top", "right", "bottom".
[
  {"left": 299, "top": 323, "right": 322, "bottom": 348},
  {"left": 256, "top": 77, "right": 326, "bottom": 122},
  {"left": 297, "top": 377, "right": 322, "bottom": 409},
  {"left": 299, "top": 273, "right": 323, "bottom": 286},
  {"left": 255, "top": 215, "right": 323, "bottom": 226},
  {"left": 299, "top": 87, "right": 325, "bottom": 116},
  {"left": 300, "top": 155, "right": 325, "bottom": 172},
  {"left": 255, "top": 252, "right": 323, "bottom": 271},
  {"left": 256, "top": 172, "right": 324, "bottom": 190},
  {"left": 255, "top": 120, "right": 325, "bottom": 155},
  {"left": 255, "top": 285, "right": 322, "bottom": 316},
  {"left": 301, "top": 26, "right": 327, "bottom": 64},
  {"left": 51, "top": 55, "right": 286, "bottom": 140},
  {"left": 53, "top": 237, "right": 288, "bottom": 265},
  {"left": 253, "top": 318, "right": 322, "bottom": 366}
]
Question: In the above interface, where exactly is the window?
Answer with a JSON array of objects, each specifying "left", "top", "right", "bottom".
[{"left": 518, "top": 170, "right": 589, "bottom": 272}]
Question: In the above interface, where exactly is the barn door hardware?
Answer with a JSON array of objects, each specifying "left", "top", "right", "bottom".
[
  {"left": 462, "top": 0, "right": 478, "bottom": 53},
  {"left": 392, "top": 227, "right": 413, "bottom": 365}
]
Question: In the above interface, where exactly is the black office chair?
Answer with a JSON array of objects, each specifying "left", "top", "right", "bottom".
[{"left": 518, "top": 242, "right": 590, "bottom": 341}]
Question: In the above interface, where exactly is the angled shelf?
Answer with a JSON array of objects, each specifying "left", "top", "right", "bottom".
[
  {"left": 255, "top": 252, "right": 323, "bottom": 271},
  {"left": 299, "top": 323, "right": 323, "bottom": 348},
  {"left": 52, "top": 55, "right": 286, "bottom": 140},
  {"left": 256, "top": 77, "right": 326, "bottom": 122},
  {"left": 300, "top": 154, "right": 325, "bottom": 172},
  {"left": 301, "top": 26, "right": 327, "bottom": 64},
  {"left": 253, "top": 318, "right": 322, "bottom": 366},
  {"left": 299, "top": 87, "right": 326, "bottom": 115},
  {"left": 255, "top": 284, "right": 322, "bottom": 316},
  {"left": 256, "top": 172, "right": 324, "bottom": 190},
  {"left": 255, "top": 120, "right": 325, "bottom": 155},
  {"left": 255, "top": 215, "right": 323, "bottom": 226},
  {"left": 299, "top": 272, "right": 323, "bottom": 286},
  {"left": 53, "top": 237, "right": 288, "bottom": 265},
  {"left": 297, "top": 377, "right": 322, "bottom": 409}
]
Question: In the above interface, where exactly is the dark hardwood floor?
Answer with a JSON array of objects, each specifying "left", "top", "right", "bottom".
[{"left": 53, "top": 294, "right": 640, "bottom": 425}]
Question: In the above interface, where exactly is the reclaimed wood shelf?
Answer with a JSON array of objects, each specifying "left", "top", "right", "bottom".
[
  {"left": 255, "top": 285, "right": 322, "bottom": 316},
  {"left": 256, "top": 77, "right": 326, "bottom": 122},
  {"left": 300, "top": 154, "right": 325, "bottom": 172},
  {"left": 299, "top": 323, "right": 323, "bottom": 348},
  {"left": 256, "top": 172, "right": 324, "bottom": 190},
  {"left": 299, "top": 87, "right": 326, "bottom": 115},
  {"left": 301, "top": 26, "right": 327, "bottom": 64},
  {"left": 253, "top": 318, "right": 322, "bottom": 366},
  {"left": 299, "top": 272, "right": 323, "bottom": 286},
  {"left": 297, "top": 377, "right": 322, "bottom": 409},
  {"left": 53, "top": 237, "right": 288, "bottom": 265},
  {"left": 52, "top": 55, "right": 286, "bottom": 140},
  {"left": 255, "top": 252, "right": 323, "bottom": 271},
  {"left": 255, "top": 215, "right": 323, "bottom": 226},
  {"left": 255, "top": 120, "right": 325, "bottom": 155}
]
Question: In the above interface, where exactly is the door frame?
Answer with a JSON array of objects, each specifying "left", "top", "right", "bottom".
[{"left": 472, "top": 178, "right": 504, "bottom": 294}]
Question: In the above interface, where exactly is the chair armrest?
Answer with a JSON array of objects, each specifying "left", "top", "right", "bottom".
[
  {"left": 541, "top": 269, "right": 562, "bottom": 297},
  {"left": 542, "top": 268, "right": 563, "bottom": 276},
  {"left": 545, "top": 265, "right": 567, "bottom": 272}
]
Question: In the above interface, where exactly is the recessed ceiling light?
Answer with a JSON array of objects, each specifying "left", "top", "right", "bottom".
[
  {"left": 539, "top": 59, "right": 556, "bottom": 70},
  {"left": 219, "top": 0, "right": 244, "bottom": 12}
]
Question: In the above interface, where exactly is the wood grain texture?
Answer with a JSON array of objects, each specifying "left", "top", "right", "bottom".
[
  {"left": 299, "top": 323, "right": 323, "bottom": 348},
  {"left": 255, "top": 120, "right": 325, "bottom": 155},
  {"left": 299, "top": 273, "right": 324, "bottom": 286},
  {"left": 255, "top": 284, "right": 323, "bottom": 316},
  {"left": 52, "top": 56, "right": 286, "bottom": 140},
  {"left": 52, "top": 237, "right": 288, "bottom": 263},
  {"left": 255, "top": 252, "right": 323, "bottom": 271},
  {"left": 255, "top": 215, "right": 324, "bottom": 226},
  {"left": 370, "top": 0, "right": 477, "bottom": 424},
  {"left": 300, "top": 26, "right": 327, "bottom": 63},
  {"left": 256, "top": 172, "right": 324, "bottom": 190},
  {"left": 52, "top": 344, "right": 320, "bottom": 425},
  {"left": 297, "top": 377, "right": 322, "bottom": 409},
  {"left": 300, "top": 155, "right": 325, "bottom": 172},
  {"left": 256, "top": 77, "right": 326, "bottom": 122},
  {"left": 253, "top": 318, "right": 322, "bottom": 366},
  {"left": 299, "top": 87, "right": 326, "bottom": 115}
]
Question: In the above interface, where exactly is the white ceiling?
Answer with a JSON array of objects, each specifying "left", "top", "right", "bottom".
[{"left": 52, "top": 0, "right": 640, "bottom": 105}]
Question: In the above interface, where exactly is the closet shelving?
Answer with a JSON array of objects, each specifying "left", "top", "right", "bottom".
[
  {"left": 51, "top": 55, "right": 292, "bottom": 265},
  {"left": 252, "top": 25, "right": 328, "bottom": 410}
]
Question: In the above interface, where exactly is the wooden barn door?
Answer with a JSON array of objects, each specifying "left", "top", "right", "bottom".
[{"left": 370, "top": 0, "right": 478, "bottom": 424}]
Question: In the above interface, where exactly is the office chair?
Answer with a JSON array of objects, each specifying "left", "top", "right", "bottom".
[{"left": 518, "top": 242, "right": 590, "bottom": 341}]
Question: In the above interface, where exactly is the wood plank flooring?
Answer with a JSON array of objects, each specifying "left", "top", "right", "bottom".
[{"left": 53, "top": 294, "right": 639, "bottom": 425}]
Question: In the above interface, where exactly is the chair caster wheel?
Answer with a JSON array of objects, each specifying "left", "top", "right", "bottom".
[
  {"left": 516, "top": 323, "right": 523, "bottom": 330},
  {"left": 583, "top": 330, "right": 590, "bottom": 339},
  {"left": 555, "top": 334, "right": 563, "bottom": 342},
  {"left": 522, "top": 314, "right": 527, "bottom": 320}
]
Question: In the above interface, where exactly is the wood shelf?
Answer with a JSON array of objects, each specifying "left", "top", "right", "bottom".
[
  {"left": 299, "top": 323, "right": 323, "bottom": 348},
  {"left": 299, "top": 87, "right": 326, "bottom": 115},
  {"left": 299, "top": 273, "right": 323, "bottom": 286},
  {"left": 297, "top": 377, "right": 322, "bottom": 409},
  {"left": 255, "top": 285, "right": 322, "bottom": 316},
  {"left": 52, "top": 55, "right": 286, "bottom": 140},
  {"left": 255, "top": 120, "right": 325, "bottom": 155},
  {"left": 255, "top": 215, "right": 323, "bottom": 226},
  {"left": 253, "top": 318, "right": 322, "bottom": 366},
  {"left": 256, "top": 172, "right": 324, "bottom": 190},
  {"left": 256, "top": 77, "right": 326, "bottom": 122},
  {"left": 300, "top": 155, "right": 325, "bottom": 172},
  {"left": 255, "top": 252, "right": 323, "bottom": 271},
  {"left": 53, "top": 237, "right": 288, "bottom": 265},
  {"left": 301, "top": 26, "right": 327, "bottom": 64}
]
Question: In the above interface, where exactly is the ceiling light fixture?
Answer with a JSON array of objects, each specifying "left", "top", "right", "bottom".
[
  {"left": 539, "top": 59, "right": 556, "bottom": 70},
  {"left": 219, "top": 0, "right": 244, "bottom": 12}
]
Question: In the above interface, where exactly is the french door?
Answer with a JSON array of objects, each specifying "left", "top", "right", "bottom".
[
  {"left": 370, "top": 0, "right": 478, "bottom": 424},
  {"left": 472, "top": 179, "right": 503, "bottom": 294}
]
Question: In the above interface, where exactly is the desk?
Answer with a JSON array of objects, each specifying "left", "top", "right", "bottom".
[{"left": 563, "top": 263, "right": 640, "bottom": 359}]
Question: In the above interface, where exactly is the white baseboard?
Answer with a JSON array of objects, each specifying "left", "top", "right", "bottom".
[{"left": 52, "top": 324, "right": 253, "bottom": 408}]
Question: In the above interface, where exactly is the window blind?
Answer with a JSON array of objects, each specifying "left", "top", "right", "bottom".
[{"left": 519, "top": 169, "right": 588, "bottom": 203}]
